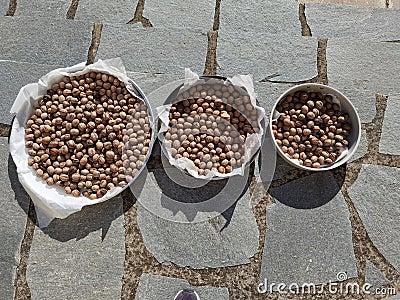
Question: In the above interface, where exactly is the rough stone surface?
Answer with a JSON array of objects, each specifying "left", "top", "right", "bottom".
[
  {"left": 349, "top": 128, "right": 367, "bottom": 162},
  {"left": 126, "top": 71, "right": 182, "bottom": 111},
  {"left": 0, "top": 17, "right": 91, "bottom": 66},
  {"left": 1, "top": 0, "right": 8, "bottom": 15},
  {"left": 254, "top": 82, "right": 294, "bottom": 119},
  {"left": 304, "top": 0, "right": 387, "bottom": 7},
  {"left": 218, "top": 35, "right": 318, "bottom": 82},
  {"left": 219, "top": 0, "right": 300, "bottom": 39},
  {"left": 307, "top": 4, "right": 400, "bottom": 40},
  {"left": 328, "top": 40, "right": 400, "bottom": 122},
  {"left": 365, "top": 261, "right": 389, "bottom": 289},
  {"left": 0, "top": 61, "right": 57, "bottom": 124},
  {"left": 337, "top": 88, "right": 377, "bottom": 124},
  {"left": 97, "top": 26, "right": 207, "bottom": 76},
  {"left": 27, "top": 197, "right": 125, "bottom": 299},
  {"left": 15, "top": 0, "right": 71, "bottom": 18},
  {"left": 262, "top": 172, "right": 357, "bottom": 289},
  {"left": 145, "top": 0, "right": 215, "bottom": 29},
  {"left": 75, "top": 0, "right": 138, "bottom": 24},
  {"left": 348, "top": 164, "right": 400, "bottom": 271},
  {"left": 379, "top": 94, "right": 400, "bottom": 155},
  {"left": 136, "top": 169, "right": 259, "bottom": 269},
  {"left": 0, "top": 138, "right": 30, "bottom": 300},
  {"left": 135, "top": 274, "right": 229, "bottom": 299}
]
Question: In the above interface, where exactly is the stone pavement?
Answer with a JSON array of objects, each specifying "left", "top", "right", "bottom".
[{"left": 0, "top": 0, "right": 399, "bottom": 299}]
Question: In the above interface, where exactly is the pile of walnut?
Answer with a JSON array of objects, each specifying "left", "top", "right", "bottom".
[
  {"left": 164, "top": 82, "right": 260, "bottom": 176},
  {"left": 272, "top": 91, "right": 351, "bottom": 168},
  {"left": 25, "top": 72, "right": 152, "bottom": 199}
]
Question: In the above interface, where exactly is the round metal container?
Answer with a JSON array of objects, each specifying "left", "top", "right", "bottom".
[{"left": 269, "top": 83, "right": 361, "bottom": 171}]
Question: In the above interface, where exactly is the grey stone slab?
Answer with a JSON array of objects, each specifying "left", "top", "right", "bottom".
[
  {"left": 15, "top": 0, "right": 70, "bottom": 18},
  {"left": 338, "top": 88, "right": 376, "bottom": 124},
  {"left": 379, "top": 94, "right": 400, "bottom": 155},
  {"left": 349, "top": 128, "right": 367, "bottom": 162},
  {"left": 218, "top": 34, "right": 318, "bottom": 82},
  {"left": 365, "top": 261, "right": 389, "bottom": 289},
  {"left": 145, "top": 0, "right": 215, "bottom": 29},
  {"left": 135, "top": 274, "right": 229, "bottom": 300},
  {"left": 75, "top": 0, "right": 137, "bottom": 24},
  {"left": 1, "top": 0, "right": 8, "bottom": 15},
  {"left": 0, "top": 16, "right": 91, "bottom": 66},
  {"left": 0, "top": 61, "right": 58, "bottom": 124},
  {"left": 1, "top": 138, "right": 30, "bottom": 300},
  {"left": 254, "top": 82, "right": 294, "bottom": 119},
  {"left": 261, "top": 172, "right": 357, "bottom": 289},
  {"left": 135, "top": 169, "right": 259, "bottom": 269},
  {"left": 348, "top": 164, "right": 400, "bottom": 270},
  {"left": 304, "top": 0, "right": 387, "bottom": 7},
  {"left": 126, "top": 71, "right": 182, "bottom": 111},
  {"left": 219, "top": 0, "right": 301, "bottom": 39},
  {"left": 27, "top": 197, "right": 125, "bottom": 299},
  {"left": 328, "top": 40, "right": 400, "bottom": 123},
  {"left": 97, "top": 25, "right": 207, "bottom": 76},
  {"left": 307, "top": 3, "right": 400, "bottom": 40}
]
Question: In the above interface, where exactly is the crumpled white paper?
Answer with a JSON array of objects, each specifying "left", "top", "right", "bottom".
[
  {"left": 157, "top": 69, "right": 266, "bottom": 179},
  {"left": 272, "top": 93, "right": 349, "bottom": 167},
  {"left": 9, "top": 58, "right": 144, "bottom": 228}
]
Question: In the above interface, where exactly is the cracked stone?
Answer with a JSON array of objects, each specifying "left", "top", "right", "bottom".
[
  {"left": 261, "top": 172, "right": 357, "bottom": 289},
  {"left": 218, "top": 34, "right": 318, "bottom": 82},
  {"left": 306, "top": 3, "right": 400, "bottom": 40},
  {"left": 327, "top": 40, "right": 400, "bottom": 123},
  {"left": 220, "top": 0, "right": 300, "bottom": 39},
  {"left": 15, "top": 0, "right": 71, "bottom": 18},
  {"left": 379, "top": 94, "right": 400, "bottom": 155},
  {"left": 135, "top": 169, "right": 259, "bottom": 269},
  {"left": 145, "top": 0, "right": 215, "bottom": 29},
  {"left": 27, "top": 197, "right": 125, "bottom": 299},
  {"left": 0, "top": 17, "right": 91, "bottom": 66},
  {"left": 97, "top": 26, "right": 207, "bottom": 75},
  {"left": 348, "top": 164, "right": 400, "bottom": 271},
  {"left": 349, "top": 128, "right": 367, "bottom": 162},
  {"left": 365, "top": 261, "right": 389, "bottom": 289},
  {"left": 0, "top": 138, "right": 29, "bottom": 300},
  {"left": 75, "top": 0, "right": 138, "bottom": 24},
  {"left": 0, "top": 61, "right": 57, "bottom": 124},
  {"left": 135, "top": 274, "right": 229, "bottom": 299}
]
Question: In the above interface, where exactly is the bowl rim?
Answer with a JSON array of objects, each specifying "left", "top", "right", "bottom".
[{"left": 269, "top": 83, "right": 361, "bottom": 171}]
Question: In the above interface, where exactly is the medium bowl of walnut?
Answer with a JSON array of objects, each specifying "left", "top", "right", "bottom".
[
  {"left": 158, "top": 76, "right": 265, "bottom": 179},
  {"left": 269, "top": 83, "right": 361, "bottom": 171}
]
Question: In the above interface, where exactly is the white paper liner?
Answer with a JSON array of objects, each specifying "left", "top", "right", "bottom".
[
  {"left": 272, "top": 93, "right": 349, "bottom": 168},
  {"left": 157, "top": 69, "right": 265, "bottom": 180},
  {"left": 9, "top": 58, "right": 146, "bottom": 228}
]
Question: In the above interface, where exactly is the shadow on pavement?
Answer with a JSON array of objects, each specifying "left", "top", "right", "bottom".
[
  {"left": 270, "top": 161, "right": 346, "bottom": 209},
  {"left": 151, "top": 153, "right": 253, "bottom": 225},
  {"left": 7, "top": 154, "right": 144, "bottom": 242}
]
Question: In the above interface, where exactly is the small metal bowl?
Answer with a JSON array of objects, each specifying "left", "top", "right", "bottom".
[{"left": 269, "top": 83, "right": 361, "bottom": 171}]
